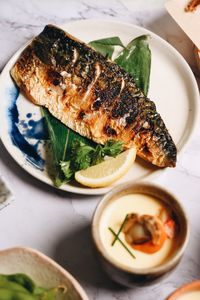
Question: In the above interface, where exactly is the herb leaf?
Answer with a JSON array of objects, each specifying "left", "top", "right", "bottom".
[
  {"left": 109, "top": 227, "right": 136, "bottom": 259},
  {"left": 41, "top": 108, "right": 68, "bottom": 187},
  {"left": 91, "top": 144, "right": 104, "bottom": 165},
  {"left": 42, "top": 108, "right": 124, "bottom": 185},
  {"left": 60, "top": 140, "right": 124, "bottom": 180},
  {"left": 41, "top": 108, "right": 95, "bottom": 186},
  {"left": 60, "top": 161, "right": 73, "bottom": 181},
  {"left": 112, "top": 214, "right": 129, "bottom": 246},
  {"left": 89, "top": 36, "right": 124, "bottom": 59},
  {"left": 103, "top": 140, "right": 124, "bottom": 157},
  {"left": 115, "top": 35, "right": 151, "bottom": 95},
  {"left": 89, "top": 35, "right": 151, "bottom": 95},
  {"left": 71, "top": 141, "right": 94, "bottom": 170}
]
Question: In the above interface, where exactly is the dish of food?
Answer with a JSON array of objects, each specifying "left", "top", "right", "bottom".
[
  {"left": 0, "top": 273, "right": 67, "bottom": 299},
  {"left": 0, "top": 247, "right": 89, "bottom": 300},
  {"left": 99, "top": 192, "right": 179, "bottom": 269},
  {"left": 11, "top": 24, "right": 176, "bottom": 168},
  {"left": 167, "top": 280, "right": 200, "bottom": 300},
  {"left": 0, "top": 20, "right": 199, "bottom": 194},
  {"left": 92, "top": 182, "right": 189, "bottom": 286},
  {"left": 177, "top": 291, "right": 200, "bottom": 300}
]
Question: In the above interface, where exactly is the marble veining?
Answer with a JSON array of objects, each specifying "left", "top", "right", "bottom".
[{"left": 0, "top": 1, "right": 200, "bottom": 300}]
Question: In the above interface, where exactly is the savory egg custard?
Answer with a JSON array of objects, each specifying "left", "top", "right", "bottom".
[{"left": 99, "top": 193, "right": 179, "bottom": 269}]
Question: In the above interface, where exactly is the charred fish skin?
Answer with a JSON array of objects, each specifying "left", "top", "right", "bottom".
[{"left": 11, "top": 24, "right": 177, "bottom": 168}]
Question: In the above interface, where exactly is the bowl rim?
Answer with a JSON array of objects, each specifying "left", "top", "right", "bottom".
[
  {"left": 167, "top": 280, "right": 200, "bottom": 299},
  {"left": 92, "top": 181, "right": 190, "bottom": 276},
  {"left": 0, "top": 246, "right": 89, "bottom": 300}
]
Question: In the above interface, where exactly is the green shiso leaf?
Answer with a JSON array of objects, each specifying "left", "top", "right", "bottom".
[
  {"left": 89, "top": 35, "right": 151, "bottom": 95},
  {"left": 41, "top": 108, "right": 95, "bottom": 186},
  {"left": 89, "top": 36, "right": 124, "bottom": 59},
  {"left": 115, "top": 35, "right": 151, "bottom": 95}
]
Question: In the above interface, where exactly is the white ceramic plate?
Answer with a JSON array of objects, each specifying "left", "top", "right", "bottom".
[
  {"left": 0, "top": 20, "right": 199, "bottom": 195},
  {"left": 0, "top": 247, "right": 89, "bottom": 300}
]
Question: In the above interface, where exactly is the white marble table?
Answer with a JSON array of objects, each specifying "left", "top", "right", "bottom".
[{"left": 0, "top": 0, "right": 200, "bottom": 299}]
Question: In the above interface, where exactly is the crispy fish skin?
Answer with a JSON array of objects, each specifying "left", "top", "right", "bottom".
[{"left": 11, "top": 24, "right": 177, "bottom": 167}]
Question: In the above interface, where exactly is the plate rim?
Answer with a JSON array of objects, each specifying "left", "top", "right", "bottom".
[{"left": 0, "top": 19, "right": 199, "bottom": 195}]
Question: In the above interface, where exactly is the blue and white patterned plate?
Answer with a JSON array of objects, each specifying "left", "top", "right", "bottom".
[{"left": 0, "top": 20, "right": 199, "bottom": 195}]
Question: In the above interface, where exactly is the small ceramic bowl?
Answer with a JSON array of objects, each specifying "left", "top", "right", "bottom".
[
  {"left": 167, "top": 280, "right": 200, "bottom": 299},
  {"left": 0, "top": 247, "right": 89, "bottom": 300},
  {"left": 92, "top": 181, "right": 189, "bottom": 287}
]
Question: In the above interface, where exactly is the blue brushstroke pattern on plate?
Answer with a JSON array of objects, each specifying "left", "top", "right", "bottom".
[{"left": 7, "top": 85, "right": 48, "bottom": 170}]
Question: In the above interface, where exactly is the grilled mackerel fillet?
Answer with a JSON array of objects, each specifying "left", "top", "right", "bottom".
[{"left": 11, "top": 25, "right": 177, "bottom": 167}]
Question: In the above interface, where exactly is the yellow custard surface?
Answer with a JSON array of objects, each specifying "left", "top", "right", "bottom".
[{"left": 99, "top": 193, "right": 178, "bottom": 269}]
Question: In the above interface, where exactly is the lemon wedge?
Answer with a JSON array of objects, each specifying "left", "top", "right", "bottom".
[{"left": 75, "top": 147, "right": 137, "bottom": 188}]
